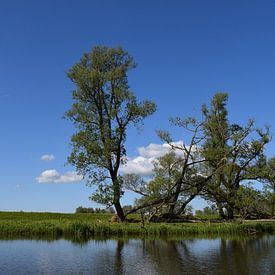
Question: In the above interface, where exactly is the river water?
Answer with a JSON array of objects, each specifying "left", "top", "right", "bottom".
[{"left": 0, "top": 235, "right": 274, "bottom": 274}]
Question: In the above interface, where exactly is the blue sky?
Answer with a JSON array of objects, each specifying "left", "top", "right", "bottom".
[{"left": 0, "top": 0, "right": 274, "bottom": 212}]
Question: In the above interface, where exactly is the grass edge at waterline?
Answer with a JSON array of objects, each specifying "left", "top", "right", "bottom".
[{"left": 0, "top": 212, "right": 274, "bottom": 238}]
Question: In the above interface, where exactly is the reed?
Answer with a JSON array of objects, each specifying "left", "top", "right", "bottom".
[{"left": 0, "top": 211, "right": 274, "bottom": 239}]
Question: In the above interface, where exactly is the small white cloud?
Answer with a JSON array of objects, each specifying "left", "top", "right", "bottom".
[
  {"left": 36, "top": 169, "right": 83, "bottom": 183},
  {"left": 41, "top": 154, "right": 55, "bottom": 161},
  {"left": 57, "top": 171, "right": 83, "bottom": 183},
  {"left": 138, "top": 141, "right": 185, "bottom": 158}
]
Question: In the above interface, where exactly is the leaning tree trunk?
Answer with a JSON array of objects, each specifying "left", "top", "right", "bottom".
[
  {"left": 114, "top": 201, "right": 125, "bottom": 221},
  {"left": 113, "top": 177, "right": 125, "bottom": 221},
  {"left": 168, "top": 179, "right": 183, "bottom": 214},
  {"left": 176, "top": 194, "right": 196, "bottom": 215}
]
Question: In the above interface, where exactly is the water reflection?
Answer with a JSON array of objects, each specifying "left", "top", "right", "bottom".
[{"left": 0, "top": 235, "right": 274, "bottom": 274}]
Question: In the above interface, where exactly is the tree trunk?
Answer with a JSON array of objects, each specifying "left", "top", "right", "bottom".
[
  {"left": 112, "top": 176, "right": 125, "bottom": 221},
  {"left": 114, "top": 201, "right": 125, "bottom": 221},
  {"left": 168, "top": 202, "right": 177, "bottom": 215},
  {"left": 226, "top": 206, "right": 234, "bottom": 220},
  {"left": 217, "top": 204, "right": 226, "bottom": 219},
  {"left": 168, "top": 180, "right": 182, "bottom": 214},
  {"left": 176, "top": 194, "right": 196, "bottom": 215},
  {"left": 176, "top": 202, "right": 188, "bottom": 215}
]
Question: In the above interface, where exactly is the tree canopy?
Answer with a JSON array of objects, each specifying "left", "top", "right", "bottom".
[
  {"left": 123, "top": 93, "right": 273, "bottom": 221},
  {"left": 66, "top": 46, "right": 156, "bottom": 221},
  {"left": 201, "top": 93, "right": 271, "bottom": 218},
  {"left": 65, "top": 46, "right": 273, "bottom": 222}
]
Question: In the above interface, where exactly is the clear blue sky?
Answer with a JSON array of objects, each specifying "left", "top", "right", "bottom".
[{"left": 0, "top": 0, "right": 274, "bottom": 212}]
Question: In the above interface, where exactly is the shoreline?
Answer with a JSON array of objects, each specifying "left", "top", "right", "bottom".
[{"left": 0, "top": 212, "right": 274, "bottom": 239}]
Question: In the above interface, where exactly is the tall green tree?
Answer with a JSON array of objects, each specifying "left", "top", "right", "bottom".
[
  {"left": 202, "top": 93, "right": 271, "bottom": 219},
  {"left": 65, "top": 46, "right": 156, "bottom": 221},
  {"left": 201, "top": 93, "right": 230, "bottom": 218}
]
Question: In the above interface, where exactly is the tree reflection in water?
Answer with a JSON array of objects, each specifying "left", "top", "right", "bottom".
[{"left": 110, "top": 236, "right": 275, "bottom": 275}]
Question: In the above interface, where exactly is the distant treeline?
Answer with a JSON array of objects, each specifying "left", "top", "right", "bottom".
[{"left": 75, "top": 206, "right": 115, "bottom": 214}]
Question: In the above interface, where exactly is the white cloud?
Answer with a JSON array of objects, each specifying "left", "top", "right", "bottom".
[
  {"left": 120, "top": 156, "right": 155, "bottom": 176},
  {"left": 57, "top": 171, "right": 83, "bottom": 183},
  {"left": 121, "top": 141, "right": 185, "bottom": 176},
  {"left": 36, "top": 169, "right": 83, "bottom": 183},
  {"left": 138, "top": 143, "right": 171, "bottom": 158},
  {"left": 138, "top": 141, "right": 185, "bottom": 158},
  {"left": 41, "top": 154, "right": 55, "bottom": 161}
]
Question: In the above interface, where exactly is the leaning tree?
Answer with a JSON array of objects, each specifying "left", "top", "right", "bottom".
[
  {"left": 123, "top": 117, "right": 213, "bottom": 219},
  {"left": 65, "top": 46, "right": 156, "bottom": 221}
]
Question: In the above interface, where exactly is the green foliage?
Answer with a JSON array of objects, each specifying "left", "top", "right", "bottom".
[
  {"left": 201, "top": 93, "right": 271, "bottom": 219},
  {"left": 195, "top": 205, "right": 219, "bottom": 220},
  {"left": 123, "top": 93, "right": 272, "bottom": 221},
  {"left": 122, "top": 205, "right": 134, "bottom": 213},
  {"left": 235, "top": 185, "right": 269, "bottom": 219},
  {"left": 65, "top": 46, "right": 156, "bottom": 220},
  {"left": 262, "top": 157, "right": 275, "bottom": 217},
  {"left": 146, "top": 152, "right": 183, "bottom": 200},
  {"left": 123, "top": 148, "right": 206, "bottom": 218},
  {"left": 202, "top": 93, "right": 229, "bottom": 164},
  {"left": 64, "top": 62, "right": 272, "bottom": 223},
  {"left": 138, "top": 117, "right": 207, "bottom": 216}
]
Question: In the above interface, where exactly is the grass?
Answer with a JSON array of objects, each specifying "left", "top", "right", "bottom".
[{"left": 0, "top": 211, "right": 274, "bottom": 239}]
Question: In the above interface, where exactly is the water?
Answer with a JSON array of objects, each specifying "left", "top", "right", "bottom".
[{"left": 0, "top": 235, "right": 274, "bottom": 275}]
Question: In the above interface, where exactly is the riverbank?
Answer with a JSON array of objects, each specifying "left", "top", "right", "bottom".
[{"left": 0, "top": 211, "right": 274, "bottom": 239}]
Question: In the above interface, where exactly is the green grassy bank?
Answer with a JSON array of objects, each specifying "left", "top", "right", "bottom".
[{"left": 0, "top": 211, "right": 274, "bottom": 239}]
